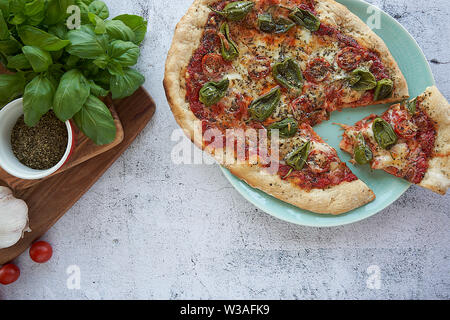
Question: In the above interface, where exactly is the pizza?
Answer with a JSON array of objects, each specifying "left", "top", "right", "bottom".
[
  {"left": 164, "top": 0, "right": 410, "bottom": 214},
  {"left": 340, "top": 86, "right": 450, "bottom": 195}
]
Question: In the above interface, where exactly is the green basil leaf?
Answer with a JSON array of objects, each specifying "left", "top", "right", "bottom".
[
  {"left": 18, "top": 25, "right": 70, "bottom": 51},
  {"left": 23, "top": 74, "right": 56, "bottom": 126},
  {"left": 53, "top": 69, "right": 91, "bottom": 121},
  {"left": 48, "top": 63, "right": 65, "bottom": 84},
  {"left": 67, "top": 25, "right": 108, "bottom": 58},
  {"left": 353, "top": 133, "right": 373, "bottom": 165},
  {"left": 79, "top": 0, "right": 95, "bottom": 6},
  {"left": 7, "top": 53, "right": 32, "bottom": 69},
  {"left": 92, "top": 54, "right": 109, "bottom": 69},
  {"left": 0, "top": 10, "right": 9, "bottom": 40},
  {"left": 22, "top": 45, "right": 53, "bottom": 72},
  {"left": 406, "top": 98, "right": 417, "bottom": 116},
  {"left": 273, "top": 58, "right": 303, "bottom": 90},
  {"left": 373, "top": 78, "right": 393, "bottom": 101},
  {"left": 104, "top": 20, "right": 135, "bottom": 42},
  {"left": 73, "top": 95, "right": 116, "bottom": 145},
  {"left": 88, "top": 80, "right": 108, "bottom": 97},
  {"left": 8, "top": 14, "right": 26, "bottom": 25},
  {"left": 92, "top": 69, "right": 111, "bottom": 89},
  {"left": 248, "top": 87, "right": 281, "bottom": 122},
  {"left": 110, "top": 68, "right": 144, "bottom": 99},
  {"left": 88, "top": 0, "right": 109, "bottom": 20},
  {"left": 372, "top": 118, "right": 398, "bottom": 150},
  {"left": 88, "top": 12, "right": 106, "bottom": 34},
  {"left": 258, "top": 13, "right": 295, "bottom": 34},
  {"left": 8, "top": 0, "right": 25, "bottom": 24},
  {"left": 268, "top": 118, "right": 298, "bottom": 138},
  {"left": 23, "top": 0, "right": 46, "bottom": 26},
  {"left": 24, "top": 0, "right": 45, "bottom": 16},
  {"left": 113, "top": 14, "right": 148, "bottom": 45},
  {"left": 48, "top": 23, "right": 69, "bottom": 40},
  {"left": 219, "top": 22, "right": 239, "bottom": 61},
  {"left": 199, "top": 79, "right": 229, "bottom": 107},
  {"left": 288, "top": 7, "right": 321, "bottom": 32},
  {"left": 0, "top": 38, "right": 22, "bottom": 56},
  {"left": 349, "top": 68, "right": 377, "bottom": 91},
  {"left": 79, "top": 60, "right": 101, "bottom": 77},
  {"left": 108, "top": 40, "right": 139, "bottom": 67},
  {"left": 0, "top": 0, "right": 9, "bottom": 17},
  {"left": 0, "top": 72, "right": 25, "bottom": 107},
  {"left": 285, "top": 141, "right": 311, "bottom": 171},
  {"left": 65, "top": 55, "right": 80, "bottom": 68},
  {"left": 106, "top": 59, "right": 124, "bottom": 76},
  {"left": 209, "top": 1, "right": 254, "bottom": 21},
  {"left": 75, "top": 0, "right": 90, "bottom": 24},
  {"left": 46, "top": 0, "right": 75, "bottom": 25}
]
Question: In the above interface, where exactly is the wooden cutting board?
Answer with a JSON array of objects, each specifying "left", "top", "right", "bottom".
[
  {"left": 0, "top": 87, "right": 156, "bottom": 265},
  {"left": 0, "top": 96, "right": 124, "bottom": 190}
]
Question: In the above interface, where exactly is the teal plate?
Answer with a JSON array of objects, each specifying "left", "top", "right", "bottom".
[{"left": 221, "top": 0, "right": 435, "bottom": 227}]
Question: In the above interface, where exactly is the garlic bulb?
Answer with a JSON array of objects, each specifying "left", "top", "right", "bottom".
[{"left": 0, "top": 187, "right": 31, "bottom": 249}]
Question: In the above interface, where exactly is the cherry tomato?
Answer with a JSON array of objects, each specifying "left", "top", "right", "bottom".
[
  {"left": 0, "top": 264, "right": 20, "bottom": 285},
  {"left": 307, "top": 150, "right": 331, "bottom": 174},
  {"left": 201, "top": 53, "right": 227, "bottom": 76},
  {"left": 389, "top": 110, "right": 417, "bottom": 139},
  {"left": 248, "top": 56, "right": 271, "bottom": 80},
  {"left": 30, "top": 241, "right": 53, "bottom": 263},
  {"left": 291, "top": 95, "right": 315, "bottom": 114},
  {"left": 304, "top": 58, "right": 331, "bottom": 83},
  {"left": 394, "top": 119, "right": 417, "bottom": 139},
  {"left": 336, "top": 47, "right": 362, "bottom": 71},
  {"left": 404, "top": 155, "right": 427, "bottom": 184}
]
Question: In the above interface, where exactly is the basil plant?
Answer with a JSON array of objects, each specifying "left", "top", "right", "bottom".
[{"left": 0, "top": 0, "right": 148, "bottom": 145}]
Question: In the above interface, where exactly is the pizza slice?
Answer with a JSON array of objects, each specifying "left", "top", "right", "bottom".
[
  {"left": 226, "top": 122, "right": 375, "bottom": 214},
  {"left": 164, "top": 0, "right": 411, "bottom": 214},
  {"left": 340, "top": 86, "right": 450, "bottom": 195}
]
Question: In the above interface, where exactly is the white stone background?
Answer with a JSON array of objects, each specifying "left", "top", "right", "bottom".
[{"left": 1, "top": 0, "right": 449, "bottom": 300}]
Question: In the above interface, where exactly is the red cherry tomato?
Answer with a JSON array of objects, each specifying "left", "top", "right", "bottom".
[
  {"left": 304, "top": 58, "right": 331, "bottom": 83},
  {"left": 336, "top": 47, "right": 362, "bottom": 71},
  {"left": 389, "top": 109, "right": 417, "bottom": 139},
  {"left": 30, "top": 241, "right": 53, "bottom": 263},
  {"left": 201, "top": 53, "right": 227, "bottom": 76},
  {"left": 0, "top": 264, "right": 20, "bottom": 285},
  {"left": 291, "top": 95, "right": 315, "bottom": 113},
  {"left": 307, "top": 149, "right": 331, "bottom": 174}
]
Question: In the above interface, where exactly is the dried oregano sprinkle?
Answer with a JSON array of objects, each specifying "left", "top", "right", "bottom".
[{"left": 11, "top": 111, "right": 68, "bottom": 170}]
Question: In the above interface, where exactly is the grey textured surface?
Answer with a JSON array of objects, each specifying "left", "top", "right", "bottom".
[{"left": 1, "top": 0, "right": 449, "bottom": 300}]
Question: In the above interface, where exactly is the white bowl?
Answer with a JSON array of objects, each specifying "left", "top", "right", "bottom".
[{"left": 0, "top": 98, "right": 74, "bottom": 180}]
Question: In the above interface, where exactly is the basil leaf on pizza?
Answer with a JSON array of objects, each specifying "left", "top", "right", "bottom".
[
  {"left": 268, "top": 118, "right": 298, "bottom": 138},
  {"left": 209, "top": 1, "right": 254, "bottom": 21},
  {"left": 288, "top": 7, "right": 320, "bottom": 32},
  {"left": 272, "top": 58, "right": 303, "bottom": 91},
  {"left": 219, "top": 22, "right": 239, "bottom": 61},
  {"left": 248, "top": 87, "right": 280, "bottom": 121},
  {"left": 199, "top": 79, "right": 229, "bottom": 106},
  {"left": 374, "top": 78, "right": 394, "bottom": 101}
]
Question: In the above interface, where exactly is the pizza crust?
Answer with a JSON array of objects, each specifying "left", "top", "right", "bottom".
[
  {"left": 164, "top": 0, "right": 417, "bottom": 214},
  {"left": 418, "top": 86, "right": 450, "bottom": 195},
  {"left": 228, "top": 163, "right": 375, "bottom": 215}
]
